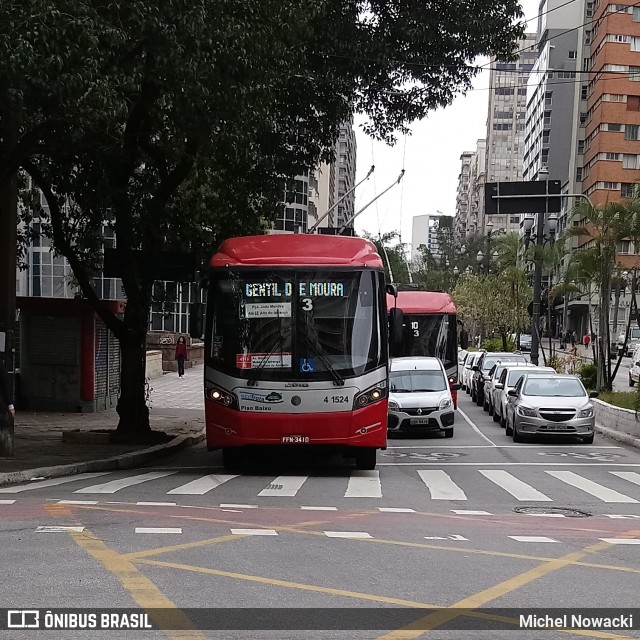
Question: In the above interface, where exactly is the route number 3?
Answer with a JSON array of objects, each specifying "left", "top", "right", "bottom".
[
  {"left": 411, "top": 321, "right": 419, "bottom": 337},
  {"left": 301, "top": 298, "right": 314, "bottom": 311}
]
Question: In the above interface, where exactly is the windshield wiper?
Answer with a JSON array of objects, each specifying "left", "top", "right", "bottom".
[
  {"left": 247, "top": 310, "right": 285, "bottom": 387},
  {"left": 303, "top": 334, "right": 345, "bottom": 386}
]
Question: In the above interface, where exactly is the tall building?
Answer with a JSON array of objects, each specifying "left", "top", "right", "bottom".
[
  {"left": 412, "top": 213, "right": 451, "bottom": 262},
  {"left": 523, "top": 0, "right": 584, "bottom": 183},
  {"left": 454, "top": 151, "right": 474, "bottom": 240},
  {"left": 335, "top": 120, "right": 357, "bottom": 229},
  {"left": 483, "top": 33, "right": 538, "bottom": 234}
]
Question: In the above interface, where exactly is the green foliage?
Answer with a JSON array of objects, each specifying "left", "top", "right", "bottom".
[
  {"left": 597, "top": 392, "right": 635, "bottom": 411},
  {"left": 481, "top": 337, "right": 515, "bottom": 352},
  {"left": 577, "top": 363, "right": 598, "bottom": 390},
  {"left": 362, "top": 231, "right": 410, "bottom": 284},
  {"left": 546, "top": 353, "right": 564, "bottom": 373}
]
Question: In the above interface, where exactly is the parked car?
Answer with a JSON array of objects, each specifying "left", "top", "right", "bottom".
[
  {"left": 387, "top": 357, "right": 458, "bottom": 438},
  {"left": 483, "top": 362, "right": 524, "bottom": 416},
  {"left": 518, "top": 334, "right": 532, "bottom": 351},
  {"left": 505, "top": 374, "right": 597, "bottom": 443},
  {"left": 616, "top": 327, "right": 640, "bottom": 357},
  {"left": 493, "top": 365, "right": 556, "bottom": 428},
  {"left": 461, "top": 353, "right": 480, "bottom": 393},
  {"left": 471, "top": 352, "right": 527, "bottom": 408},
  {"left": 628, "top": 345, "right": 640, "bottom": 387}
]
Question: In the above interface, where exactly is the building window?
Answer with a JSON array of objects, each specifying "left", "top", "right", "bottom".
[
  {"left": 568, "top": 51, "right": 577, "bottom": 59},
  {"left": 623, "top": 154, "right": 639, "bottom": 169},
  {"left": 510, "top": 216, "right": 520, "bottom": 224},
  {"left": 621, "top": 183, "right": 635, "bottom": 198},
  {"left": 628, "top": 95, "right": 640, "bottom": 111},
  {"left": 634, "top": 6, "right": 640, "bottom": 20},
  {"left": 630, "top": 66, "right": 640, "bottom": 81},
  {"left": 618, "top": 240, "right": 631, "bottom": 253},
  {"left": 576, "top": 167, "right": 583, "bottom": 181},
  {"left": 578, "top": 140, "right": 585, "bottom": 154},
  {"left": 581, "top": 85, "right": 588, "bottom": 100},
  {"left": 625, "top": 124, "right": 640, "bottom": 140},
  {"left": 606, "top": 123, "right": 622, "bottom": 131}
]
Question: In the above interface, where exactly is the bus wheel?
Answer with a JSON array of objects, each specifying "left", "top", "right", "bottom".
[
  {"left": 222, "top": 448, "right": 243, "bottom": 471},
  {"left": 355, "top": 448, "right": 377, "bottom": 470}
]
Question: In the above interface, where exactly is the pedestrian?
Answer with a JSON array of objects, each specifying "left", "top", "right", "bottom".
[
  {"left": 175, "top": 335, "right": 187, "bottom": 378},
  {"left": 571, "top": 331, "right": 577, "bottom": 348},
  {"left": 0, "top": 361, "right": 15, "bottom": 420},
  {"left": 584, "top": 333, "right": 591, "bottom": 349}
]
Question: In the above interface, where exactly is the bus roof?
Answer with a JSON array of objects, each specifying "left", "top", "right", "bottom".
[
  {"left": 211, "top": 234, "right": 383, "bottom": 268},
  {"left": 387, "top": 290, "right": 456, "bottom": 314}
]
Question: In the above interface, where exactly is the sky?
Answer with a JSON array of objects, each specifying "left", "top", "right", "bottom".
[{"left": 353, "top": 0, "right": 540, "bottom": 247}]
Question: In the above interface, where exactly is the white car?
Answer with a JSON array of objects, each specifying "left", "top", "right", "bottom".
[
  {"left": 619, "top": 328, "right": 640, "bottom": 357},
  {"left": 388, "top": 357, "right": 457, "bottom": 438},
  {"left": 461, "top": 353, "right": 480, "bottom": 393},
  {"left": 629, "top": 345, "right": 640, "bottom": 386},
  {"left": 493, "top": 365, "right": 555, "bottom": 428},
  {"left": 484, "top": 362, "right": 526, "bottom": 416}
]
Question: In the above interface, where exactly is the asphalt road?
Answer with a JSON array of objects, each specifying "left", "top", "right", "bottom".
[{"left": 2, "top": 392, "right": 640, "bottom": 640}]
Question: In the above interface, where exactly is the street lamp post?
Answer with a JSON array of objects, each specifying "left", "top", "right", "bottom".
[{"left": 611, "top": 270, "right": 629, "bottom": 348}]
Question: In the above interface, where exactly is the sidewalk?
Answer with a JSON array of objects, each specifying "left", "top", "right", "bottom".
[{"left": 0, "top": 365, "right": 205, "bottom": 477}]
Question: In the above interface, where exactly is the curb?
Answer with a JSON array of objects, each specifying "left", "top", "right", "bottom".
[
  {"left": 595, "top": 423, "right": 640, "bottom": 449},
  {"left": 0, "top": 431, "right": 205, "bottom": 487}
]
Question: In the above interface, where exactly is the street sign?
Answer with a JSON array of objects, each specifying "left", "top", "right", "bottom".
[{"left": 485, "top": 181, "right": 562, "bottom": 215}]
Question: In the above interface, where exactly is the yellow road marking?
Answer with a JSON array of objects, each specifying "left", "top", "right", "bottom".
[
  {"left": 43, "top": 503, "right": 72, "bottom": 517},
  {"left": 374, "top": 540, "right": 617, "bottom": 640},
  {"left": 71, "top": 530, "right": 206, "bottom": 640},
  {"left": 124, "top": 534, "right": 248, "bottom": 561}
]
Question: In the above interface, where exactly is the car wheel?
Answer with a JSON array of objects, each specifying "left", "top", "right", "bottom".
[
  {"left": 629, "top": 374, "right": 636, "bottom": 388},
  {"left": 492, "top": 410, "right": 500, "bottom": 423},
  {"left": 443, "top": 428, "right": 454, "bottom": 438},
  {"left": 500, "top": 412, "right": 507, "bottom": 428},
  {"left": 488, "top": 402, "right": 494, "bottom": 416},
  {"left": 582, "top": 433, "right": 595, "bottom": 444},
  {"left": 355, "top": 447, "right": 377, "bottom": 470},
  {"left": 483, "top": 400, "right": 489, "bottom": 412},
  {"left": 512, "top": 422, "right": 523, "bottom": 443},
  {"left": 505, "top": 417, "right": 513, "bottom": 436},
  {"left": 471, "top": 389, "right": 476, "bottom": 401},
  {"left": 476, "top": 394, "right": 483, "bottom": 407}
]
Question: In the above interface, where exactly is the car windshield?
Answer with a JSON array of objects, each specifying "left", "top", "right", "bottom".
[
  {"left": 482, "top": 355, "right": 526, "bottom": 371},
  {"left": 630, "top": 329, "right": 640, "bottom": 339},
  {"left": 390, "top": 370, "right": 447, "bottom": 392},
  {"left": 507, "top": 369, "right": 535, "bottom": 386},
  {"left": 523, "top": 378, "right": 586, "bottom": 397},
  {"left": 465, "top": 356, "right": 477, "bottom": 369}
]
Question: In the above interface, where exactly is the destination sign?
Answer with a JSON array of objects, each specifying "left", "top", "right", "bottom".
[{"left": 245, "top": 282, "right": 345, "bottom": 298}]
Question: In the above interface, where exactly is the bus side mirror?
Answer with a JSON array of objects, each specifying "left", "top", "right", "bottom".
[
  {"left": 386, "top": 284, "right": 398, "bottom": 298},
  {"left": 189, "top": 303, "right": 205, "bottom": 339},
  {"left": 389, "top": 307, "right": 403, "bottom": 345}
]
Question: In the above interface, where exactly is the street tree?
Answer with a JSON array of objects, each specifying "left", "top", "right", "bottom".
[
  {"left": 362, "top": 231, "right": 411, "bottom": 284},
  {"left": 2, "top": 0, "right": 525, "bottom": 439}
]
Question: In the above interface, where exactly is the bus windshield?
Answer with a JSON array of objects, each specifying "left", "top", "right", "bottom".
[{"left": 206, "top": 269, "right": 385, "bottom": 382}]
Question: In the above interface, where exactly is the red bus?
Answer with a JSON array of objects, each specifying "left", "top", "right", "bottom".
[
  {"left": 387, "top": 288, "right": 462, "bottom": 405},
  {"left": 201, "top": 234, "right": 389, "bottom": 470}
]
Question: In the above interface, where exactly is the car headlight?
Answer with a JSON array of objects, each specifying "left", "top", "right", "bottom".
[
  {"left": 388, "top": 400, "right": 399, "bottom": 411},
  {"left": 578, "top": 407, "right": 594, "bottom": 418},
  {"left": 205, "top": 383, "right": 238, "bottom": 409},
  {"left": 353, "top": 382, "right": 387, "bottom": 409},
  {"left": 439, "top": 397, "right": 452, "bottom": 410},
  {"left": 517, "top": 405, "right": 537, "bottom": 417}
]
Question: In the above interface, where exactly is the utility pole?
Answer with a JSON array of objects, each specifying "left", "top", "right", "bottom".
[{"left": 0, "top": 158, "right": 17, "bottom": 456}]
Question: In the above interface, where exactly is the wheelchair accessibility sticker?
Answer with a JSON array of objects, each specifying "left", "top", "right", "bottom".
[{"left": 300, "top": 358, "right": 316, "bottom": 373}]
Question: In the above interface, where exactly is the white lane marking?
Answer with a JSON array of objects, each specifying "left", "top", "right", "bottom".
[
  {"left": 167, "top": 474, "right": 238, "bottom": 495},
  {"left": 258, "top": 476, "right": 308, "bottom": 497},
  {"left": 546, "top": 471, "right": 639, "bottom": 503},
  {"left": 57, "top": 500, "right": 98, "bottom": 505},
  {"left": 231, "top": 529, "right": 278, "bottom": 536},
  {"left": 417, "top": 470, "right": 467, "bottom": 500},
  {"left": 378, "top": 508, "right": 416, "bottom": 513},
  {"left": 74, "top": 471, "right": 177, "bottom": 494},
  {"left": 378, "top": 462, "right": 640, "bottom": 467},
  {"left": 300, "top": 506, "right": 338, "bottom": 511},
  {"left": 36, "top": 526, "right": 85, "bottom": 533},
  {"left": 509, "top": 536, "right": 559, "bottom": 543},
  {"left": 220, "top": 503, "right": 258, "bottom": 509},
  {"left": 0, "top": 472, "right": 110, "bottom": 493},
  {"left": 136, "top": 502, "right": 177, "bottom": 506},
  {"left": 0, "top": 500, "right": 16, "bottom": 504},
  {"left": 479, "top": 470, "right": 552, "bottom": 502},
  {"left": 324, "top": 531, "right": 372, "bottom": 539},
  {"left": 606, "top": 515, "right": 640, "bottom": 519},
  {"left": 386, "top": 445, "right": 620, "bottom": 449},
  {"left": 456, "top": 408, "right": 497, "bottom": 446},
  {"left": 448, "top": 534, "right": 469, "bottom": 540},
  {"left": 135, "top": 528, "right": 182, "bottom": 534},
  {"left": 525, "top": 513, "right": 565, "bottom": 518},
  {"left": 344, "top": 471, "right": 382, "bottom": 498},
  {"left": 451, "top": 510, "right": 492, "bottom": 515},
  {"left": 599, "top": 538, "right": 640, "bottom": 545},
  {"left": 610, "top": 471, "right": 640, "bottom": 487}
]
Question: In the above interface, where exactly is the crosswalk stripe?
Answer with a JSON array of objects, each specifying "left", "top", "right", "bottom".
[
  {"left": 546, "top": 471, "right": 639, "bottom": 503},
  {"left": 344, "top": 471, "right": 382, "bottom": 498},
  {"left": 167, "top": 474, "right": 238, "bottom": 495},
  {"left": 610, "top": 471, "right": 640, "bottom": 487},
  {"left": 479, "top": 470, "right": 552, "bottom": 501},
  {"left": 74, "top": 471, "right": 177, "bottom": 494},
  {"left": 258, "top": 476, "right": 308, "bottom": 497},
  {"left": 417, "top": 470, "right": 467, "bottom": 500},
  {"left": 0, "top": 472, "right": 110, "bottom": 493}
]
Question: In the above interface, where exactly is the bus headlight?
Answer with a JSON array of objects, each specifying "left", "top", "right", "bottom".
[
  {"left": 205, "top": 384, "right": 238, "bottom": 409},
  {"left": 353, "top": 383, "right": 387, "bottom": 409}
]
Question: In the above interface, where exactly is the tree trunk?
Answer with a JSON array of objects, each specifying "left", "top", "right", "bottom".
[{"left": 501, "top": 331, "right": 507, "bottom": 352}]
